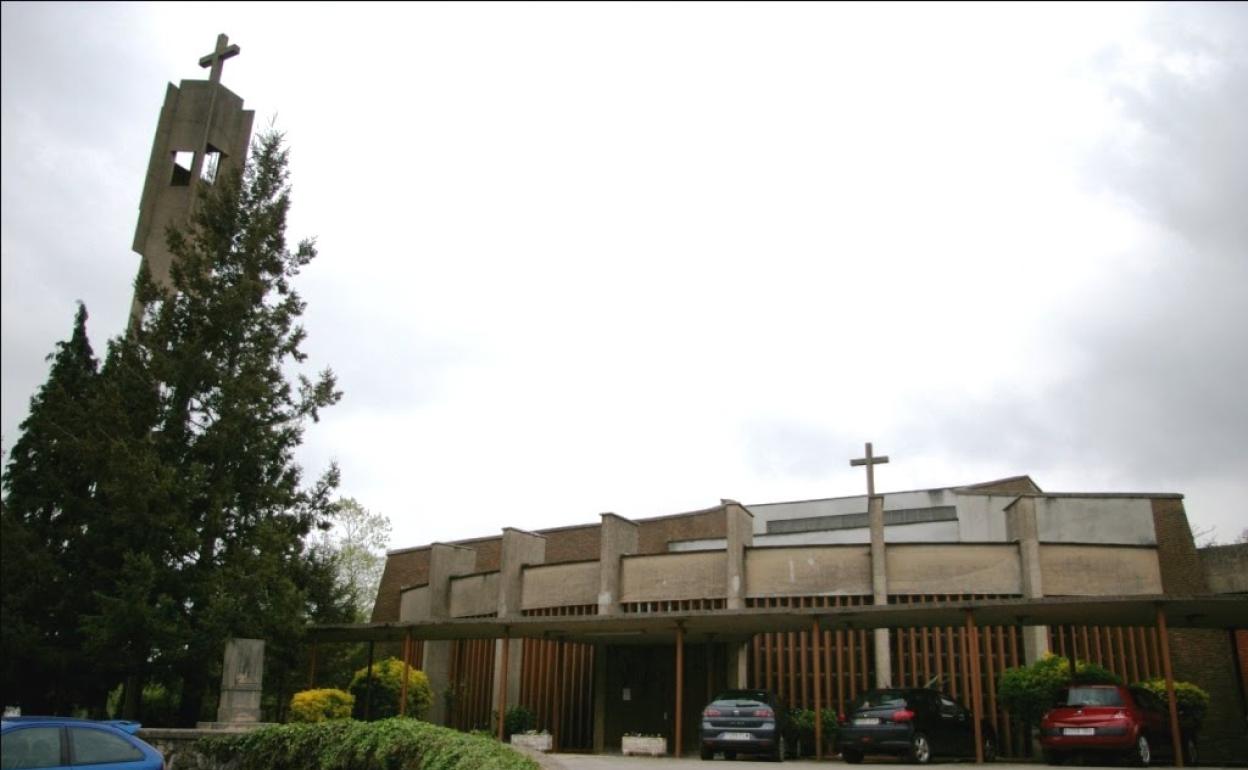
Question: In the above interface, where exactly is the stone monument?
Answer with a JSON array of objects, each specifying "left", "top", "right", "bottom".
[{"left": 199, "top": 638, "right": 266, "bottom": 728}]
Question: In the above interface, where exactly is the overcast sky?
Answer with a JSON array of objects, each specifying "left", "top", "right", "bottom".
[{"left": 3, "top": 2, "right": 1245, "bottom": 553}]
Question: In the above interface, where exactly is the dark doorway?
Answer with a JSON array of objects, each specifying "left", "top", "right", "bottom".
[{"left": 603, "top": 641, "right": 729, "bottom": 755}]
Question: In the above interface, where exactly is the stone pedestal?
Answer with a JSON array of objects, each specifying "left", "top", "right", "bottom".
[{"left": 215, "top": 638, "right": 263, "bottom": 724}]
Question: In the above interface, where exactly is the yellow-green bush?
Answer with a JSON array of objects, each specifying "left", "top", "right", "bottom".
[
  {"left": 349, "top": 658, "right": 433, "bottom": 720},
  {"left": 289, "top": 688, "right": 354, "bottom": 723},
  {"left": 1135, "top": 678, "right": 1210, "bottom": 730}
]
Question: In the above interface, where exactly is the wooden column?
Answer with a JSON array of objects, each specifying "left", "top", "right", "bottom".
[
  {"left": 400, "top": 631, "right": 412, "bottom": 717},
  {"left": 965, "top": 611, "right": 984, "bottom": 763},
  {"left": 812, "top": 618, "right": 823, "bottom": 760},
  {"left": 1156, "top": 606, "right": 1184, "bottom": 768},
  {"left": 675, "top": 625, "right": 685, "bottom": 758}
]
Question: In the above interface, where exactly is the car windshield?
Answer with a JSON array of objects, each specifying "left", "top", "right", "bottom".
[
  {"left": 850, "top": 689, "right": 909, "bottom": 710},
  {"left": 713, "top": 690, "right": 769, "bottom": 705},
  {"left": 1059, "top": 687, "right": 1124, "bottom": 707}
]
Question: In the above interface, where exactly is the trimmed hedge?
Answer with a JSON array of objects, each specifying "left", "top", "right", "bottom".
[
  {"left": 1135, "top": 678, "right": 1210, "bottom": 730},
  {"left": 289, "top": 688, "right": 355, "bottom": 723},
  {"left": 195, "top": 718, "right": 540, "bottom": 770}
]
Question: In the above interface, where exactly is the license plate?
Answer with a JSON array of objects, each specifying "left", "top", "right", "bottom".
[
  {"left": 721, "top": 732, "right": 751, "bottom": 741},
  {"left": 1063, "top": 727, "right": 1094, "bottom": 736},
  {"left": 854, "top": 717, "right": 881, "bottom": 726}
]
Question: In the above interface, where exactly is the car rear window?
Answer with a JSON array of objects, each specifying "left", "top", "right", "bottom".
[
  {"left": 851, "top": 689, "right": 909, "bottom": 710},
  {"left": 1059, "top": 687, "right": 1124, "bottom": 707},
  {"left": 712, "top": 690, "right": 769, "bottom": 705}
]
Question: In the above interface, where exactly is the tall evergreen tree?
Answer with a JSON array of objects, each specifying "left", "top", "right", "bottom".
[
  {"left": 2, "top": 131, "right": 350, "bottom": 723},
  {"left": 1, "top": 304, "right": 104, "bottom": 712}
]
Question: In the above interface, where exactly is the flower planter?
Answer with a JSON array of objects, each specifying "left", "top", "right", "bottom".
[
  {"left": 510, "top": 733, "right": 553, "bottom": 752},
  {"left": 622, "top": 735, "right": 667, "bottom": 756}
]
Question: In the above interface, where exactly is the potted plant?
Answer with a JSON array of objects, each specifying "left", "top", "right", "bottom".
[
  {"left": 510, "top": 728, "right": 553, "bottom": 752},
  {"left": 622, "top": 732, "right": 667, "bottom": 756}
]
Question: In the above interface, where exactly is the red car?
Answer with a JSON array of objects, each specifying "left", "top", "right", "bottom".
[{"left": 1039, "top": 684, "right": 1194, "bottom": 767}]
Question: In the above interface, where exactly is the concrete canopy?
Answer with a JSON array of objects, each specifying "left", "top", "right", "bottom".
[{"left": 308, "top": 593, "right": 1247, "bottom": 644}]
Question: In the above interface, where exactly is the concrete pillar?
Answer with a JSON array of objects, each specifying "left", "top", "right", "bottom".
[
  {"left": 492, "top": 528, "right": 546, "bottom": 716},
  {"left": 723, "top": 500, "right": 754, "bottom": 610},
  {"left": 597, "top": 513, "right": 639, "bottom": 615},
  {"left": 869, "top": 495, "right": 892, "bottom": 687},
  {"left": 1006, "top": 495, "right": 1050, "bottom": 663},
  {"left": 727, "top": 642, "right": 750, "bottom": 689},
  {"left": 425, "top": 543, "right": 477, "bottom": 725}
]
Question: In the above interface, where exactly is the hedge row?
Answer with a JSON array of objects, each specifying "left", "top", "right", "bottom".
[{"left": 195, "top": 718, "right": 539, "bottom": 770}]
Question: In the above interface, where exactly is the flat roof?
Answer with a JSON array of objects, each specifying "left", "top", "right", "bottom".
[{"left": 310, "top": 594, "right": 1247, "bottom": 645}]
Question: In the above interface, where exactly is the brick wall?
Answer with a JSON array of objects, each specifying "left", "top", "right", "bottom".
[{"left": 1151, "top": 498, "right": 1248, "bottom": 764}]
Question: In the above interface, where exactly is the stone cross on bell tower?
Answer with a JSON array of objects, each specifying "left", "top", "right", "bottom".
[
  {"left": 130, "top": 33, "right": 255, "bottom": 319},
  {"left": 199, "top": 33, "right": 240, "bottom": 85}
]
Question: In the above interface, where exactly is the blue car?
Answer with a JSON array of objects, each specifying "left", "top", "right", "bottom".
[{"left": 1, "top": 717, "right": 165, "bottom": 770}]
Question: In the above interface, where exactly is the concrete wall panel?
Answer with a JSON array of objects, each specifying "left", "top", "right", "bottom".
[
  {"left": 1036, "top": 497, "right": 1156, "bottom": 545},
  {"left": 886, "top": 544, "right": 1022, "bottom": 595},
  {"left": 1039, "top": 545, "right": 1162, "bottom": 595},
  {"left": 744, "top": 546, "right": 871, "bottom": 597},
  {"left": 399, "top": 585, "right": 430, "bottom": 621},
  {"left": 449, "top": 571, "right": 499, "bottom": 618},
  {"left": 522, "top": 561, "right": 599, "bottom": 610},
  {"left": 620, "top": 551, "right": 727, "bottom": 602}
]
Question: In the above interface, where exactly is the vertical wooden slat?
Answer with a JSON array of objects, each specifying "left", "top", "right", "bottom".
[
  {"left": 836, "top": 598, "right": 846, "bottom": 713},
  {"left": 947, "top": 625, "right": 959, "bottom": 699},
  {"left": 996, "top": 624, "right": 1011, "bottom": 756},
  {"left": 985, "top": 625, "right": 998, "bottom": 738},
  {"left": 787, "top": 627, "right": 797, "bottom": 709},
  {"left": 812, "top": 618, "right": 823, "bottom": 760},
  {"left": 675, "top": 625, "right": 685, "bottom": 759},
  {"left": 498, "top": 634, "right": 510, "bottom": 740},
  {"left": 966, "top": 612, "right": 984, "bottom": 763},
  {"left": 1133, "top": 626, "right": 1143, "bottom": 683},
  {"left": 933, "top": 617, "right": 944, "bottom": 692}
]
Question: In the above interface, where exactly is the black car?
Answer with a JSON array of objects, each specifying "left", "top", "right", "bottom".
[
  {"left": 836, "top": 687, "right": 996, "bottom": 764},
  {"left": 700, "top": 689, "right": 792, "bottom": 761}
]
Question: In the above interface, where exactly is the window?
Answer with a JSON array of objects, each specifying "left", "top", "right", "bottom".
[
  {"left": 170, "top": 150, "right": 194, "bottom": 186},
  {"left": 69, "top": 727, "right": 143, "bottom": 765},
  {"left": 201, "top": 144, "right": 224, "bottom": 184},
  {"left": 0, "top": 726, "right": 61, "bottom": 769}
]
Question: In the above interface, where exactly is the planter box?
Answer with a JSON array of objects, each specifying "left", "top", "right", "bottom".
[
  {"left": 622, "top": 735, "right": 667, "bottom": 756},
  {"left": 510, "top": 733, "right": 553, "bottom": 752}
]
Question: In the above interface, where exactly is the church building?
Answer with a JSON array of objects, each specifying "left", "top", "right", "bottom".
[{"left": 365, "top": 458, "right": 1248, "bottom": 762}]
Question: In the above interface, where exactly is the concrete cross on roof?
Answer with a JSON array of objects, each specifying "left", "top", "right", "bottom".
[
  {"left": 199, "top": 33, "right": 240, "bottom": 85},
  {"left": 850, "top": 442, "right": 890, "bottom": 497}
]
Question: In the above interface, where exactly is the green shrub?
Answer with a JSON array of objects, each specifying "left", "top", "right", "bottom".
[
  {"left": 289, "top": 688, "right": 354, "bottom": 723},
  {"left": 1135, "top": 678, "right": 1210, "bottom": 731},
  {"left": 998, "top": 654, "right": 1123, "bottom": 725},
  {"left": 349, "top": 658, "right": 433, "bottom": 721},
  {"left": 502, "top": 705, "right": 535, "bottom": 738},
  {"left": 196, "top": 718, "right": 540, "bottom": 770},
  {"left": 787, "top": 708, "right": 838, "bottom": 755}
]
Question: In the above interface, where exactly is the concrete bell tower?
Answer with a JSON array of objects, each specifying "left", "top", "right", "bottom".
[{"left": 130, "top": 33, "right": 254, "bottom": 317}]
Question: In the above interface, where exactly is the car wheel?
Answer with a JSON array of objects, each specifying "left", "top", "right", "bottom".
[
  {"left": 771, "top": 734, "right": 785, "bottom": 762},
  {"left": 1129, "top": 734, "right": 1151, "bottom": 767},
  {"left": 842, "top": 748, "right": 864, "bottom": 764},
  {"left": 1042, "top": 749, "right": 1064, "bottom": 765},
  {"left": 701, "top": 745, "right": 714, "bottom": 760},
  {"left": 982, "top": 733, "right": 997, "bottom": 762},
  {"left": 1182, "top": 736, "right": 1198, "bottom": 767},
  {"left": 908, "top": 732, "right": 932, "bottom": 764}
]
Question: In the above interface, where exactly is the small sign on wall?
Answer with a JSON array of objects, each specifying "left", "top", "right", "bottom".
[{"left": 622, "top": 688, "right": 631, "bottom": 701}]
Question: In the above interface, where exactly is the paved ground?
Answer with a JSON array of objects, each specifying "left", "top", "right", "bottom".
[{"left": 538, "top": 757, "right": 1235, "bottom": 770}]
